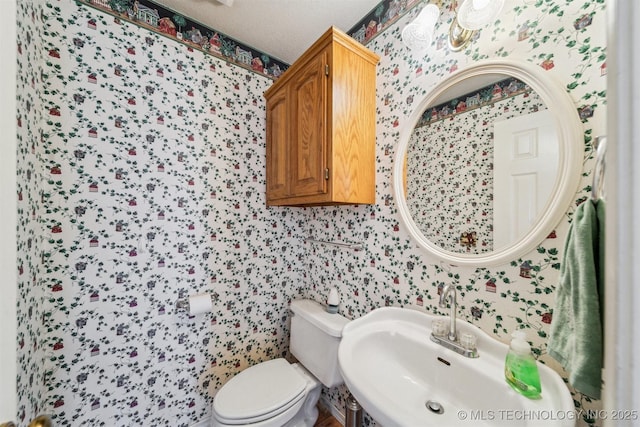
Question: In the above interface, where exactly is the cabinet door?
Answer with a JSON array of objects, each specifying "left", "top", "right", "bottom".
[
  {"left": 289, "top": 50, "right": 328, "bottom": 198},
  {"left": 265, "top": 85, "right": 289, "bottom": 201}
]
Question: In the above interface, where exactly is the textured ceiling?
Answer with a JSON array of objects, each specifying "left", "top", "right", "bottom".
[{"left": 152, "top": 0, "right": 382, "bottom": 64}]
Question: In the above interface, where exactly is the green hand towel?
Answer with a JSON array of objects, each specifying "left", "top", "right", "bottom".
[{"left": 548, "top": 199, "right": 605, "bottom": 399}]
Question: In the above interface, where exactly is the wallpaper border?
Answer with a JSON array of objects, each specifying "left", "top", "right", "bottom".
[
  {"left": 75, "top": 0, "right": 428, "bottom": 81},
  {"left": 75, "top": 0, "right": 290, "bottom": 79}
]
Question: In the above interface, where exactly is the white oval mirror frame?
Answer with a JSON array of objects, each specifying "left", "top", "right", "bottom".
[{"left": 393, "top": 59, "right": 583, "bottom": 267}]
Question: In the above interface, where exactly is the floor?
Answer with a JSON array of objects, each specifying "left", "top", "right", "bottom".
[{"left": 314, "top": 403, "right": 342, "bottom": 427}]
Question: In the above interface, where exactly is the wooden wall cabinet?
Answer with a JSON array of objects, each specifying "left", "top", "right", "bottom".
[{"left": 264, "top": 26, "right": 380, "bottom": 206}]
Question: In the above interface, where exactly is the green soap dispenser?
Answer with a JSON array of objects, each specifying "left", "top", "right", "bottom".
[{"left": 504, "top": 330, "right": 542, "bottom": 399}]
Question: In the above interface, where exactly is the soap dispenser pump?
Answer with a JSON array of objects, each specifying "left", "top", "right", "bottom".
[{"left": 504, "top": 330, "right": 541, "bottom": 398}]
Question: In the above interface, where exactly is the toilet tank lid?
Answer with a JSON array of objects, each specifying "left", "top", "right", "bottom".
[{"left": 290, "top": 299, "right": 350, "bottom": 337}]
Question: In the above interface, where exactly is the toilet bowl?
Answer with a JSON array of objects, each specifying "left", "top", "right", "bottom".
[
  {"left": 211, "top": 359, "right": 321, "bottom": 427},
  {"left": 210, "top": 299, "right": 349, "bottom": 427}
]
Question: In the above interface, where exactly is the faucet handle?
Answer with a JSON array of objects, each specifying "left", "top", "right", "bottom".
[
  {"left": 432, "top": 319, "right": 447, "bottom": 337},
  {"left": 460, "top": 332, "right": 477, "bottom": 351}
]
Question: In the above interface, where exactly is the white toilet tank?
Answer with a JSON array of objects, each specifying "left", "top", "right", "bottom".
[{"left": 289, "top": 299, "right": 350, "bottom": 388}]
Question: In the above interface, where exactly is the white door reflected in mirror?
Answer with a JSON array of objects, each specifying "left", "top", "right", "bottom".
[{"left": 493, "top": 109, "right": 558, "bottom": 250}]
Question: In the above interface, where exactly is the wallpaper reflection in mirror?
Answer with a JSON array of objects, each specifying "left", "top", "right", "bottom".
[{"left": 406, "top": 78, "right": 546, "bottom": 254}]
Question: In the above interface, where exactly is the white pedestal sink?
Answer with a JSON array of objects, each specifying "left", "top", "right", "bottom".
[{"left": 338, "top": 307, "right": 575, "bottom": 427}]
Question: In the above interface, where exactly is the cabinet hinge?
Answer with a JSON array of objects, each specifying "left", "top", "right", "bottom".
[
  {"left": 324, "top": 168, "right": 330, "bottom": 180},
  {"left": 325, "top": 64, "right": 329, "bottom": 76}
]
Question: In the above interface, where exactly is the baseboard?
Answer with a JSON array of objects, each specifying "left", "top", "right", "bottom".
[
  {"left": 194, "top": 400, "right": 344, "bottom": 427},
  {"left": 189, "top": 417, "right": 211, "bottom": 427},
  {"left": 320, "top": 396, "right": 346, "bottom": 425}
]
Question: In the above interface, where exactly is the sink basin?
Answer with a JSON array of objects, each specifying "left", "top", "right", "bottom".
[{"left": 338, "top": 307, "right": 574, "bottom": 426}]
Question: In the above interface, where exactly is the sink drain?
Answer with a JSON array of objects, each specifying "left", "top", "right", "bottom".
[{"left": 425, "top": 400, "right": 444, "bottom": 414}]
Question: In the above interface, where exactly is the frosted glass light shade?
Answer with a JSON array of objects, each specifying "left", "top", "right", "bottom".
[
  {"left": 457, "top": 0, "right": 505, "bottom": 30},
  {"left": 401, "top": 4, "right": 440, "bottom": 52}
]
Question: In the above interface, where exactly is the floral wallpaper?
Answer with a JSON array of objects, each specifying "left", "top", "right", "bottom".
[
  {"left": 406, "top": 86, "right": 546, "bottom": 254},
  {"left": 304, "top": 1, "right": 606, "bottom": 426},
  {"left": 77, "top": 0, "right": 288, "bottom": 79},
  {"left": 16, "top": 0, "right": 304, "bottom": 425},
  {"left": 15, "top": 0, "right": 606, "bottom": 427}
]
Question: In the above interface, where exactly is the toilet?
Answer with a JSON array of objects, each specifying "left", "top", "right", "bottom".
[{"left": 211, "top": 299, "right": 350, "bottom": 427}]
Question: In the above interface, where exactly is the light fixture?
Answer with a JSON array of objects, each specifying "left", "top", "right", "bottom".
[
  {"left": 401, "top": 2, "right": 441, "bottom": 54},
  {"left": 449, "top": 0, "right": 505, "bottom": 51}
]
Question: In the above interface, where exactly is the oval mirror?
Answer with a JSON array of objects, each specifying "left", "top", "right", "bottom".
[{"left": 393, "top": 59, "right": 583, "bottom": 266}]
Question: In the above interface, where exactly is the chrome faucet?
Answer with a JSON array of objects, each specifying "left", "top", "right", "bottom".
[
  {"left": 430, "top": 283, "right": 479, "bottom": 358},
  {"left": 439, "top": 283, "right": 457, "bottom": 341}
]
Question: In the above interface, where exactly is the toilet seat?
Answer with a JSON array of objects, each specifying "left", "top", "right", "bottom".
[{"left": 212, "top": 358, "right": 307, "bottom": 425}]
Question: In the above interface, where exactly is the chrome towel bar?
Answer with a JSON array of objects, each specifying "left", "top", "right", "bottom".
[
  {"left": 306, "top": 238, "right": 363, "bottom": 252},
  {"left": 591, "top": 135, "right": 606, "bottom": 202}
]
